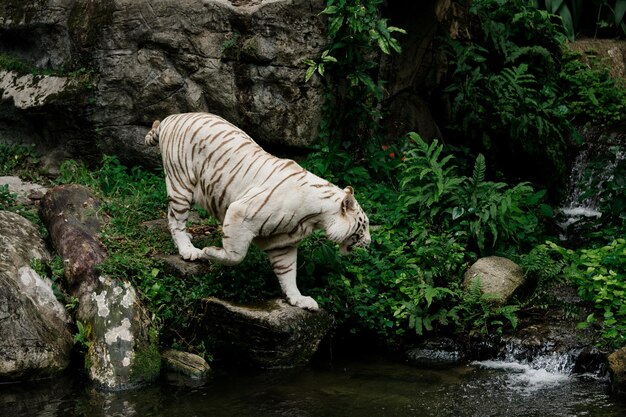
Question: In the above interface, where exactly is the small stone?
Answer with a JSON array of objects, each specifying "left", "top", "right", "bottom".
[
  {"left": 162, "top": 349, "right": 211, "bottom": 380},
  {"left": 608, "top": 347, "right": 626, "bottom": 397}
]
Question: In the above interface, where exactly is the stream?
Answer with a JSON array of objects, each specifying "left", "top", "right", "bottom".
[{"left": 2, "top": 354, "right": 625, "bottom": 417}]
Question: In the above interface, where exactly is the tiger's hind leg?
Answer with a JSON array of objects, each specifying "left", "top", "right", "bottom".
[
  {"left": 266, "top": 246, "right": 319, "bottom": 311},
  {"left": 166, "top": 178, "right": 204, "bottom": 261},
  {"left": 201, "top": 200, "right": 255, "bottom": 266}
]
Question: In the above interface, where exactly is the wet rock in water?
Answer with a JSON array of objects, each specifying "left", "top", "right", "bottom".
[
  {"left": 463, "top": 256, "right": 525, "bottom": 303},
  {"left": 0, "top": 210, "right": 73, "bottom": 381},
  {"left": 198, "top": 297, "right": 334, "bottom": 368},
  {"left": 498, "top": 309, "right": 604, "bottom": 374},
  {"left": 40, "top": 185, "right": 160, "bottom": 391},
  {"left": 406, "top": 337, "right": 466, "bottom": 368},
  {"left": 161, "top": 349, "right": 211, "bottom": 381},
  {"left": 608, "top": 348, "right": 626, "bottom": 397}
]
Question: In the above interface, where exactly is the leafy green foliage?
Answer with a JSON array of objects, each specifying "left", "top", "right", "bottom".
[
  {"left": 445, "top": 0, "right": 572, "bottom": 188},
  {"left": 0, "top": 52, "right": 93, "bottom": 78},
  {"left": 300, "top": 140, "right": 534, "bottom": 340},
  {"left": 73, "top": 320, "right": 93, "bottom": 352},
  {"left": 304, "top": 0, "right": 405, "bottom": 149},
  {"left": 0, "top": 143, "right": 39, "bottom": 177},
  {"left": 550, "top": 239, "right": 626, "bottom": 348},
  {"left": 400, "top": 133, "right": 548, "bottom": 255},
  {"left": 454, "top": 278, "right": 520, "bottom": 336},
  {"left": 0, "top": 184, "right": 16, "bottom": 210},
  {"left": 446, "top": 0, "right": 626, "bottom": 195},
  {"left": 559, "top": 51, "right": 626, "bottom": 126}
]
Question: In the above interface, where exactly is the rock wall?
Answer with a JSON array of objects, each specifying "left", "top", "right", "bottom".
[
  {"left": 0, "top": 0, "right": 463, "bottom": 165},
  {"left": 0, "top": 0, "right": 327, "bottom": 165}
]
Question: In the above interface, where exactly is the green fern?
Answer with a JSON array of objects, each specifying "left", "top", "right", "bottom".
[
  {"left": 400, "top": 133, "right": 464, "bottom": 218},
  {"left": 471, "top": 154, "right": 487, "bottom": 187}
]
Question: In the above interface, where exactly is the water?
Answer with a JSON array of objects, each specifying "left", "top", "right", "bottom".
[
  {"left": 557, "top": 140, "right": 625, "bottom": 243},
  {"left": 2, "top": 355, "right": 625, "bottom": 417}
]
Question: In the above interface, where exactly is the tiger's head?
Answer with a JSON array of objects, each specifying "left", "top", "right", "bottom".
[{"left": 338, "top": 186, "right": 371, "bottom": 255}]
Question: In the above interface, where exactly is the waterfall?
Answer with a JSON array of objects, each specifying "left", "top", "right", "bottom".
[
  {"left": 472, "top": 341, "right": 605, "bottom": 393},
  {"left": 557, "top": 128, "right": 626, "bottom": 245}
]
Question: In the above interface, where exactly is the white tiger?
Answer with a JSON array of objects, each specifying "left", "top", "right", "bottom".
[{"left": 145, "top": 112, "right": 371, "bottom": 310}]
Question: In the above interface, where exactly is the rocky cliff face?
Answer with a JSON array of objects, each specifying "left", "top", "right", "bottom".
[
  {"left": 0, "top": 0, "right": 327, "bottom": 165},
  {"left": 0, "top": 0, "right": 462, "bottom": 165}
]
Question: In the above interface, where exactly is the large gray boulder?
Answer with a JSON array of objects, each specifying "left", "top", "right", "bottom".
[
  {"left": 0, "top": 0, "right": 327, "bottom": 165},
  {"left": 463, "top": 256, "right": 525, "bottom": 303},
  {"left": 40, "top": 185, "right": 160, "bottom": 390},
  {"left": 199, "top": 297, "right": 333, "bottom": 368},
  {"left": 0, "top": 210, "right": 73, "bottom": 381}
]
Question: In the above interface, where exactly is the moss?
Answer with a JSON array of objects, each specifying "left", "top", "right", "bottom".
[
  {"left": 130, "top": 327, "right": 161, "bottom": 384},
  {"left": 241, "top": 36, "right": 260, "bottom": 55}
]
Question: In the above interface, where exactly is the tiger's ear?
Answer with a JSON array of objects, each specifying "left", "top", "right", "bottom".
[{"left": 342, "top": 186, "right": 356, "bottom": 214}]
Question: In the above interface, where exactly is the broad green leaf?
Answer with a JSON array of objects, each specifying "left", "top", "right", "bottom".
[
  {"left": 377, "top": 37, "right": 390, "bottom": 54},
  {"left": 305, "top": 65, "right": 316, "bottom": 82}
]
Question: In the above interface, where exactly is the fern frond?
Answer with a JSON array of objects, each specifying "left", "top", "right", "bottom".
[{"left": 472, "top": 154, "right": 487, "bottom": 185}]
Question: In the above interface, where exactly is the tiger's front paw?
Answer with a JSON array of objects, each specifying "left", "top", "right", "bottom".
[
  {"left": 179, "top": 247, "right": 205, "bottom": 261},
  {"left": 287, "top": 295, "right": 319, "bottom": 311}
]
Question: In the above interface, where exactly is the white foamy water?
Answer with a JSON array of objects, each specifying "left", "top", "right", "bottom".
[{"left": 472, "top": 360, "right": 570, "bottom": 393}]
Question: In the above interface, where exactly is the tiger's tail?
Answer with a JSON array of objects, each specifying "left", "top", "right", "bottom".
[{"left": 145, "top": 120, "right": 161, "bottom": 146}]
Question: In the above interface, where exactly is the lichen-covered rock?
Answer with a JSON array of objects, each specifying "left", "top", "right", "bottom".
[
  {"left": 0, "top": 210, "right": 73, "bottom": 380},
  {"left": 0, "top": 70, "right": 87, "bottom": 109},
  {"left": 88, "top": 276, "right": 160, "bottom": 391},
  {"left": 40, "top": 185, "right": 160, "bottom": 390},
  {"left": 199, "top": 297, "right": 333, "bottom": 368},
  {"left": 463, "top": 256, "right": 525, "bottom": 303}
]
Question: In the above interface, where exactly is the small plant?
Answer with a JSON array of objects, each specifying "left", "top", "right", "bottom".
[
  {"left": 559, "top": 50, "right": 626, "bottom": 126},
  {"left": 0, "top": 184, "right": 16, "bottom": 210},
  {"left": 221, "top": 31, "right": 240, "bottom": 53},
  {"left": 542, "top": 239, "right": 626, "bottom": 348},
  {"left": 74, "top": 320, "right": 93, "bottom": 351},
  {"left": 456, "top": 278, "right": 520, "bottom": 336},
  {"left": 0, "top": 143, "right": 39, "bottom": 177}
]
